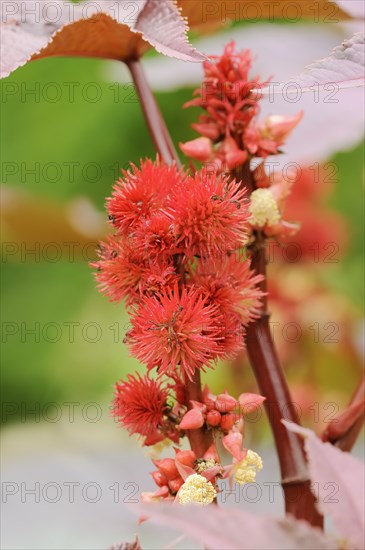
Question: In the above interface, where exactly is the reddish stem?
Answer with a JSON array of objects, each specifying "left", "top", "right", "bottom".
[
  {"left": 127, "top": 59, "right": 180, "bottom": 167},
  {"left": 237, "top": 164, "right": 323, "bottom": 526},
  {"left": 333, "top": 374, "right": 365, "bottom": 451},
  {"left": 185, "top": 370, "right": 213, "bottom": 457},
  {"left": 247, "top": 235, "right": 321, "bottom": 525}
]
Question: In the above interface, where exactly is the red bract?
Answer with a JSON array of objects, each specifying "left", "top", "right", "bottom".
[
  {"left": 112, "top": 373, "right": 169, "bottom": 438},
  {"left": 169, "top": 171, "right": 249, "bottom": 256},
  {"left": 107, "top": 159, "right": 183, "bottom": 235},
  {"left": 92, "top": 235, "right": 178, "bottom": 304},
  {"left": 126, "top": 285, "right": 223, "bottom": 381}
]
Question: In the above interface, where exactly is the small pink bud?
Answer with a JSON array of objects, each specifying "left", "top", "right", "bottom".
[
  {"left": 222, "top": 432, "right": 243, "bottom": 460},
  {"left": 204, "top": 397, "right": 217, "bottom": 411},
  {"left": 225, "top": 149, "right": 248, "bottom": 170},
  {"left": 151, "top": 470, "right": 168, "bottom": 488},
  {"left": 179, "top": 408, "right": 205, "bottom": 430},
  {"left": 264, "top": 111, "right": 303, "bottom": 146},
  {"left": 219, "top": 135, "right": 246, "bottom": 170},
  {"left": 203, "top": 386, "right": 217, "bottom": 410},
  {"left": 174, "top": 449, "right": 196, "bottom": 467},
  {"left": 220, "top": 413, "right": 239, "bottom": 431},
  {"left": 238, "top": 393, "right": 266, "bottom": 414},
  {"left": 168, "top": 477, "right": 184, "bottom": 494},
  {"left": 215, "top": 393, "right": 238, "bottom": 413},
  {"left": 154, "top": 458, "right": 179, "bottom": 480},
  {"left": 175, "top": 460, "right": 195, "bottom": 480},
  {"left": 203, "top": 443, "right": 220, "bottom": 462},
  {"left": 190, "top": 400, "right": 207, "bottom": 413},
  {"left": 179, "top": 137, "right": 213, "bottom": 162},
  {"left": 219, "top": 135, "right": 237, "bottom": 154},
  {"left": 192, "top": 122, "right": 220, "bottom": 141},
  {"left": 155, "top": 485, "right": 170, "bottom": 498},
  {"left": 206, "top": 410, "right": 221, "bottom": 426}
]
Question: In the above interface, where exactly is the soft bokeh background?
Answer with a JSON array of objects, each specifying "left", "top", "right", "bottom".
[{"left": 1, "top": 11, "right": 364, "bottom": 550}]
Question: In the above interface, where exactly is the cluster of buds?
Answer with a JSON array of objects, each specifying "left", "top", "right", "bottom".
[
  {"left": 179, "top": 387, "right": 266, "bottom": 435},
  {"left": 180, "top": 42, "right": 302, "bottom": 175},
  {"left": 143, "top": 445, "right": 221, "bottom": 504},
  {"left": 127, "top": 383, "right": 267, "bottom": 505},
  {"left": 143, "top": 425, "right": 264, "bottom": 505}
]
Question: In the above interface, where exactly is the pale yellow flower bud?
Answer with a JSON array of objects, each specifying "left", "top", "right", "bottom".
[
  {"left": 195, "top": 458, "right": 217, "bottom": 474},
  {"left": 178, "top": 474, "right": 217, "bottom": 505},
  {"left": 234, "top": 450, "right": 263, "bottom": 485},
  {"left": 249, "top": 189, "right": 280, "bottom": 227}
]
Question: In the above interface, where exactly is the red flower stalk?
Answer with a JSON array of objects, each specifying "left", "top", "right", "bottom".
[
  {"left": 112, "top": 373, "right": 169, "bottom": 438},
  {"left": 126, "top": 285, "right": 224, "bottom": 381},
  {"left": 184, "top": 42, "right": 265, "bottom": 139},
  {"left": 180, "top": 42, "right": 302, "bottom": 181}
]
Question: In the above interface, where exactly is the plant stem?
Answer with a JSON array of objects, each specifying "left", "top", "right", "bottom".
[
  {"left": 247, "top": 237, "right": 322, "bottom": 525},
  {"left": 334, "top": 374, "right": 365, "bottom": 452},
  {"left": 237, "top": 163, "right": 323, "bottom": 526},
  {"left": 127, "top": 59, "right": 180, "bottom": 167},
  {"left": 185, "top": 370, "right": 213, "bottom": 457}
]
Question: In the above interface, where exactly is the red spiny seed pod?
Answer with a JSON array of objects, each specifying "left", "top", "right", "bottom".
[
  {"left": 127, "top": 285, "right": 224, "bottom": 381},
  {"left": 112, "top": 373, "right": 169, "bottom": 439},
  {"left": 206, "top": 410, "right": 222, "bottom": 426}
]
